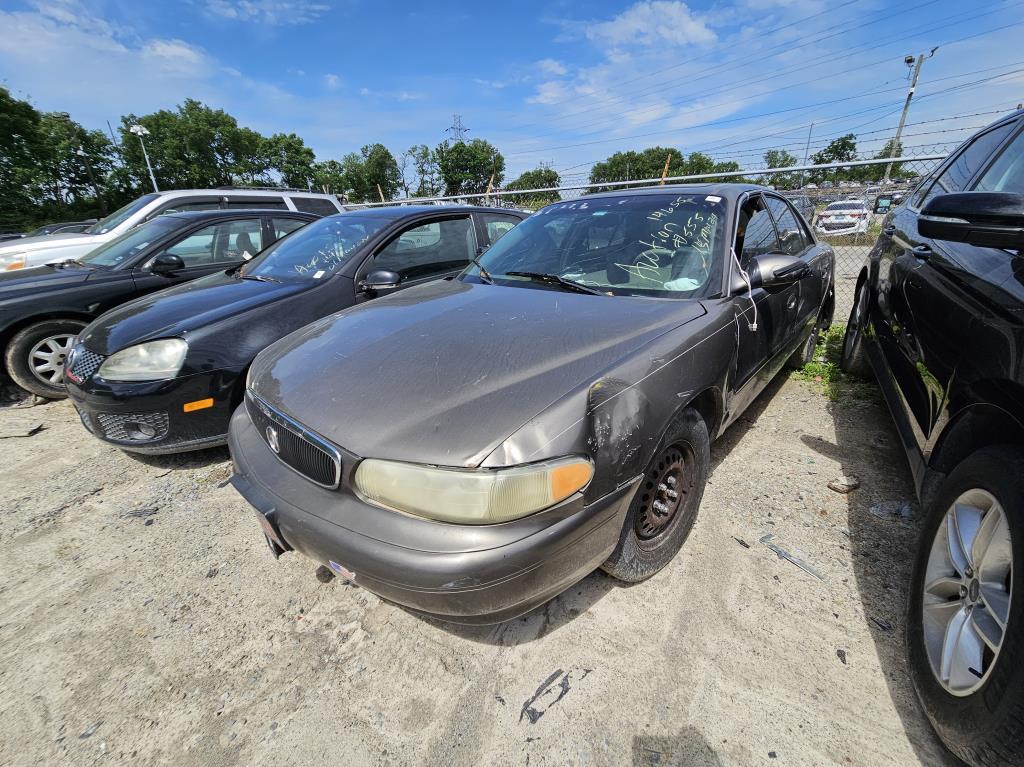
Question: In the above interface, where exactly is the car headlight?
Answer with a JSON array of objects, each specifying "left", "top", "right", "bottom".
[
  {"left": 98, "top": 338, "right": 188, "bottom": 382},
  {"left": 0, "top": 252, "right": 27, "bottom": 271},
  {"left": 354, "top": 455, "right": 594, "bottom": 524}
]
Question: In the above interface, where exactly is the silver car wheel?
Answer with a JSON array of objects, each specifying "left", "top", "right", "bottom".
[
  {"left": 922, "top": 488, "right": 1014, "bottom": 696},
  {"left": 29, "top": 333, "right": 76, "bottom": 385}
]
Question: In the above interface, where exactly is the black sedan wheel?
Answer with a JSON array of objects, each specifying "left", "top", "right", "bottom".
[
  {"left": 840, "top": 279, "right": 871, "bottom": 378},
  {"left": 4, "top": 319, "right": 86, "bottom": 399},
  {"left": 907, "top": 447, "right": 1024, "bottom": 766},
  {"left": 602, "top": 407, "right": 710, "bottom": 582}
]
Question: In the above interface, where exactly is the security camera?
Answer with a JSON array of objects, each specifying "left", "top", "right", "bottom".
[{"left": 904, "top": 55, "right": 915, "bottom": 66}]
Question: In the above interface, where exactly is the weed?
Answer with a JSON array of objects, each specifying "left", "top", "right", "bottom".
[{"left": 792, "top": 325, "right": 879, "bottom": 402}]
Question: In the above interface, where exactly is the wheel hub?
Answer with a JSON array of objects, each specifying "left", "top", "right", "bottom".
[
  {"left": 636, "top": 446, "right": 692, "bottom": 540},
  {"left": 29, "top": 333, "right": 77, "bottom": 385}
]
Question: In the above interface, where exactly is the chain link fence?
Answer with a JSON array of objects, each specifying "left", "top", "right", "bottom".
[{"left": 357, "top": 149, "right": 949, "bottom": 324}]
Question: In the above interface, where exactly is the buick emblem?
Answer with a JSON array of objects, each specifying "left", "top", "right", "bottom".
[{"left": 266, "top": 426, "right": 280, "bottom": 454}]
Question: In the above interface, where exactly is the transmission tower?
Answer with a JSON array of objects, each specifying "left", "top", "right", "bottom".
[{"left": 445, "top": 114, "right": 470, "bottom": 142}]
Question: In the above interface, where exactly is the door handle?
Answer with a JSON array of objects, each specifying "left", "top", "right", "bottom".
[
  {"left": 911, "top": 244, "right": 932, "bottom": 260},
  {"left": 883, "top": 225, "right": 896, "bottom": 235}
]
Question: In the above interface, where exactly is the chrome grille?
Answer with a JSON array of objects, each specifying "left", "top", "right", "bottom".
[
  {"left": 67, "top": 346, "right": 105, "bottom": 383},
  {"left": 245, "top": 392, "right": 341, "bottom": 488},
  {"left": 96, "top": 411, "right": 169, "bottom": 442}
]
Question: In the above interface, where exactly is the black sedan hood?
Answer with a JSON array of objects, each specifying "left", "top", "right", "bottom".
[
  {"left": 250, "top": 279, "right": 707, "bottom": 467},
  {"left": 80, "top": 271, "right": 310, "bottom": 354},
  {"left": 0, "top": 264, "right": 94, "bottom": 299}
]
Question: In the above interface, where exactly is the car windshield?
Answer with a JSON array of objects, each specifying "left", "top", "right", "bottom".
[
  {"left": 80, "top": 217, "right": 181, "bottom": 267},
  {"left": 469, "top": 193, "right": 727, "bottom": 298},
  {"left": 85, "top": 193, "right": 161, "bottom": 234},
  {"left": 241, "top": 215, "right": 388, "bottom": 281},
  {"left": 825, "top": 202, "right": 864, "bottom": 211}
]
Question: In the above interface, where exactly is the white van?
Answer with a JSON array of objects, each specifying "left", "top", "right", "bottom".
[{"left": 0, "top": 189, "right": 344, "bottom": 271}]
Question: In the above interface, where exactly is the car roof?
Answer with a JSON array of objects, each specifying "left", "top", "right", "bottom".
[
  {"left": 158, "top": 209, "right": 318, "bottom": 222},
  {"left": 329, "top": 204, "right": 525, "bottom": 220},
  {"left": 151, "top": 189, "right": 338, "bottom": 199},
  {"left": 566, "top": 182, "right": 771, "bottom": 205}
]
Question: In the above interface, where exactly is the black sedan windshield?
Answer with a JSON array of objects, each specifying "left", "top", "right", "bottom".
[
  {"left": 470, "top": 193, "right": 727, "bottom": 298},
  {"left": 85, "top": 193, "right": 160, "bottom": 235},
  {"left": 80, "top": 217, "right": 181, "bottom": 267},
  {"left": 241, "top": 216, "right": 388, "bottom": 281}
]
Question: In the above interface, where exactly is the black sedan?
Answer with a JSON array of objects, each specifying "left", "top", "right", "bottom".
[
  {"left": 841, "top": 110, "right": 1024, "bottom": 767},
  {"left": 228, "top": 184, "right": 834, "bottom": 623},
  {"left": 1, "top": 209, "right": 317, "bottom": 398},
  {"left": 65, "top": 205, "right": 528, "bottom": 454}
]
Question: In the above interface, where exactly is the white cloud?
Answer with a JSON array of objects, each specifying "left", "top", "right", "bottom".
[
  {"left": 537, "top": 58, "right": 568, "bottom": 76},
  {"left": 359, "top": 87, "right": 371, "bottom": 96},
  {"left": 584, "top": 1, "right": 715, "bottom": 48},
  {"left": 203, "top": 0, "right": 330, "bottom": 26},
  {"left": 473, "top": 77, "right": 507, "bottom": 89},
  {"left": 324, "top": 73, "right": 340, "bottom": 89},
  {"left": 528, "top": 81, "right": 572, "bottom": 105}
]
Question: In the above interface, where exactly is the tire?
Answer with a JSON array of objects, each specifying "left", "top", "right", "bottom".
[
  {"left": 4, "top": 319, "right": 86, "bottom": 399},
  {"left": 840, "top": 279, "right": 871, "bottom": 378},
  {"left": 602, "top": 407, "right": 710, "bottom": 582},
  {"left": 906, "top": 446, "right": 1024, "bottom": 767},
  {"left": 786, "top": 322, "right": 820, "bottom": 370}
]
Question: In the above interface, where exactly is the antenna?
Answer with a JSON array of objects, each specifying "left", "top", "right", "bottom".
[{"left": 445, "top": 114, "right": 470, "bottom": 142}]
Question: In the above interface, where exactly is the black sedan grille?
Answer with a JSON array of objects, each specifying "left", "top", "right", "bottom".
[
  {"left": 245, "top": 392, "right": 341, "bottom": 489},
  {"left": 67, "top": 346, "right": 105, "bottom": 383}
]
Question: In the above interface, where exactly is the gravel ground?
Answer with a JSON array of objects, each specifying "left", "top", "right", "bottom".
[{"left": 0, "top": 372, "right": 959, "bottom": 767}]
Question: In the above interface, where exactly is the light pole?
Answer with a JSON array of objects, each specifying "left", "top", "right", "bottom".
[
  {"left": 129, "top": 124, "right": 159, "bottom": 192},
  {"left": 75, "top": 145, "right": 107, "bottom": 215}
]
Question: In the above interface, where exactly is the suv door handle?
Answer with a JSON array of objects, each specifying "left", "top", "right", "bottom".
[
  {"left": 883, "top": 225, "right": 896, "bottom": 235},
  {"left": 911, "top": 244, "right": 932, "bottom": 259}
]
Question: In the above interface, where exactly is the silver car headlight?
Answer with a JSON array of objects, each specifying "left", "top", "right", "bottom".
[
  {"left": 98, "top": 338, "right": 188, "bottom": 382},
  {"left": 354, "top": 456, "right": 594, "bottom": 524}
]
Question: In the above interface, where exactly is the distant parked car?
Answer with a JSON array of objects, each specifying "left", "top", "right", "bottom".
[
  {"left": 815, "top": 200, "right": 871, "bottom": 235},
  {"left": 65, "top": 205, "right": 528, "bottom": 454},
  {"left": 227, "top": 184, "right": 835, "bottom": 624},
  {"left": 783, "top": 193, "right": 815, "bottom": 223},
  {"left": 842, "top": 109, "right": 1024, "bottom": 767},
  {"left": 0, "top": 189, "right": 344, "bottom": 272},
  {"left": 1, "top": 209, "right": 317, "bottom": 399},
  {"left": 26, "top": 219, "right": 98, "bottom": 237},
  {"left": 0, "top": 233, "right": 24, "bottom": 243}
]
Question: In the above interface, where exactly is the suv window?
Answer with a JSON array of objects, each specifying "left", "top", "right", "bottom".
[
  {"left": 293, "top": 197, "right": 340, "bottom": 216},
  {"left": 974, "top": 124, "right": 1024, "bottom": 194},
  {"left": 373, "top": 216, "right": 475, "bottom": 283},
  {"left": 920, "top": 122, "right": 1016, "bottom": 207},
  {"left": 736, "top": 195, "right": 780, "bottom": 268},
  {"left": 152, "top": 199, "right": 221, "bottom": 218},
  {"left": 164, "top": 218, "right": 263, "bottom": 266},
  {"left": 272, "top": 217, "right": 309, "bottom": 239},
  {"left": 478, "top": 212, "right": 522, "bottom": 248},
  {"left": 765, "top": 197, "right": 809, "bottom": 256},
  {"left": 225, "top": 196, "right": 288, "bottom": 210}
]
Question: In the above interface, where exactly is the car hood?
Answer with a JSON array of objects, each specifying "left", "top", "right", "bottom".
[
  {"left": 80, "top": 271, "right": 311, "bottom": 354},
  {"left": 0, "top": 264, "right": 95, "bottom": 299},
  {"left": 250, "top": 279, "right": 707, "bottom": 467},
  {"left": 0, "top": 231, "right": 99, "bottom": 255}
]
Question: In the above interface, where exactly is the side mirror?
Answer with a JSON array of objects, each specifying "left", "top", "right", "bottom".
[
  {"left": 359, "top": 269, "right": 401, "bottom": 293},
  {"left": 919, "top": 192, "right": 1024, "bottom": 249},
  {"left": 150, "top": 253, "right": 185, "bottom": 275},
  {"left": 732, "top": 253, "right": 810, "bottom": 294}
]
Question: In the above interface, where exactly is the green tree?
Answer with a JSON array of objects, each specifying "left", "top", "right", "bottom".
[
  {"left": 504, "top": 167, "right": 561, "bottom": 207},
  {"left": 762, "top": 149, "right": 799, "bottom": 189},
  {"left": 808, "top": 134, "right": 858, "bottom": 183},
  {"left": 0, "top": 88, "right": 44, "bottom": 230},
  {"left": 261, "top": 133, "right": 315, "bottom": 188},
  {"left": 435, "top": 139, "right": 505, "bottom": 197},
  {"left": 312, "top": 159, "right": 347, "bottom": 194},
  {"left": 334, "top": 144, "right": 401, "bottom": 202}
]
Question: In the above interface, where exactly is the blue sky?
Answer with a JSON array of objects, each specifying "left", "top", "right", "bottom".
[{"left": 1, "top": 0, "right": 1022, "bottom": 184}]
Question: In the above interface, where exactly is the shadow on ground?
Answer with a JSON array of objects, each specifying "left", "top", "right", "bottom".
[
  {"left": 633, "top": 726, "right": 724, "bottom": 766},
  {"left": 800, "top": 328, "right": 959, "bottom": 766},
  {"left": 125, "top": 444, "right": 231, "bottom": 470}
]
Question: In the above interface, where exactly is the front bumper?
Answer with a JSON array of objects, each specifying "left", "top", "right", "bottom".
[
  {"left": 66, "top": 367, "right": 243, "bottom": 454},
  {"left": 228, "top": 405, "right": 637, "bottom": 624}
]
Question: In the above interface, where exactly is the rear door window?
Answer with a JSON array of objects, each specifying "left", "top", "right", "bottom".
[
  {"left": 292, "top": 196, "right": 341, "bottom": 216},
  {"left": 974, "top": 123, "right": 1024, "bottom": 194},
  {"left": 224, "top": 195, "right": 288, "bottom": 210}
]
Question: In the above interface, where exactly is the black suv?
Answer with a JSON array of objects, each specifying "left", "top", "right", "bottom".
[
  {"left": 0, "top": 209, "right": 317, "bottom": 398},
  {"left": 842, "top": 110, "right": 1024, "bottom": 766}
]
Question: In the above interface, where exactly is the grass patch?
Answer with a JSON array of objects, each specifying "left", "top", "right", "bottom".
[{"left": 791, "top": 324, "right": 879, "bottom": 402}]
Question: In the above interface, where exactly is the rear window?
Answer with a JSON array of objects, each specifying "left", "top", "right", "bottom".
[
  {"left": 825, "top": 202, "right": 865, "bottom": 211},
  {"left": 292, "top": 197, "right": 340, "bottom": 216}
]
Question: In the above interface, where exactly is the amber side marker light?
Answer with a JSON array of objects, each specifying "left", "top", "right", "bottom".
[{"left": 183, "top": 398, "right": 214, "bottom": 413}]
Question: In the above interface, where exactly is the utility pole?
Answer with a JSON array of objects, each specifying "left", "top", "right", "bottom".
[
  {"left": 798, "top": 122, "right": 814, "bottom": 189},
  {"left": 129, "top": 124, "right": 159, "bottom": 192},
  {"left": 884, "top": 47, "right": 938, "bottom": 185},
  {"left": 76, "top": 146, "right": 107, "bottom": 215},
  {"left": 445, "top": 114, "right": 469, "bottom": 142}
]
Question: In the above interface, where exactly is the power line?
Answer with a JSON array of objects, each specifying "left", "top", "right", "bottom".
[{"left": 445, "top": 114, "right": 470, "bottom": 142}]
